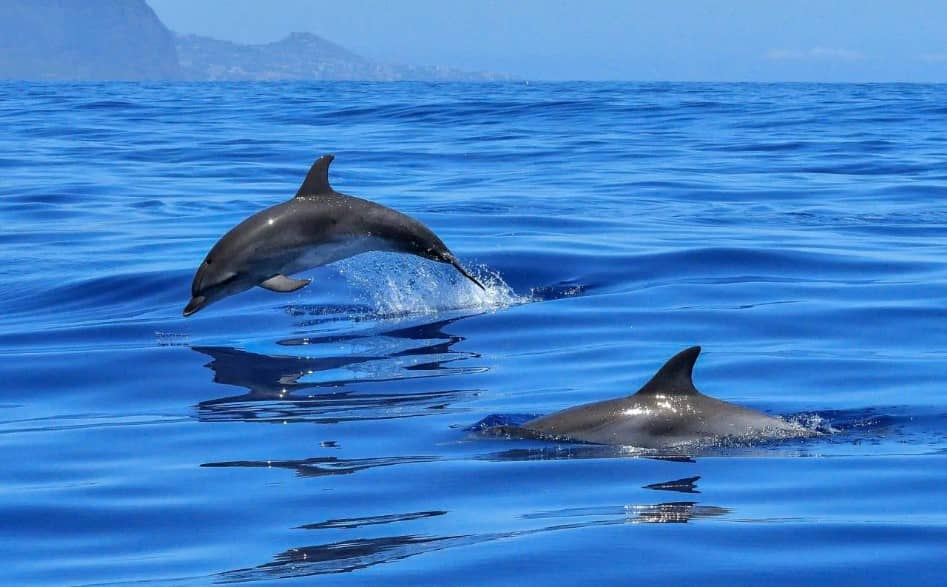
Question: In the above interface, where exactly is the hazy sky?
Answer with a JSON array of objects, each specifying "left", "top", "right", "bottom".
[{"left": 148, "top": 0, "right": 947, "bottom": 81}]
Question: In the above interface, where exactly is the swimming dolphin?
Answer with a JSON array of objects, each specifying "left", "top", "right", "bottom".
[
  {"left": 184, "top": 154, "right": 484, "bottom": 316},
  {"left": 517, "top": 346, "right": 815, "bottom": 448}
]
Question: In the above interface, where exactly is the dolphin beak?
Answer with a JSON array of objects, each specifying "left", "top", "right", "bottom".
[
  {"left": 449, "top": 258, "right": 486, "bottom": 290},
  {"left": 183, "top": 295, "right": 207, "bottom": 317}
]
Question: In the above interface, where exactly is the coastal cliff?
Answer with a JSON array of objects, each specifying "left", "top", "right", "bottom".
[{"left": 0, "top": 0, "right": 180, "bottom": 80}]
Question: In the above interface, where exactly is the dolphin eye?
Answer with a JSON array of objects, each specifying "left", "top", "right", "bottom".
[{"left": 205, "top": 259, "right": 212, "bottom": 265}]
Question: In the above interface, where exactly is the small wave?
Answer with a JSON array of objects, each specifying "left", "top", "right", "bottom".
[
  {"left": 78, "top": 99, "right": 142, "bottom": 110},
  {"left": 530, "top": 281, "right": 587, "bottom": 301},
  {"left": 198, "top": 390, "right": 481, "bottom": 424}
]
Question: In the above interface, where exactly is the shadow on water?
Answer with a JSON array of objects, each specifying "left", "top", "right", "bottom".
[
  {"left": 644, "top": 475, "right": 702, "bottom": 493},
  {"left": 194, "top": 316, "right": 483, "bottom": 424},
  {"left": 218, "top": 535, "right": 469, "bottom": 582},
  {"left": 476, "top": 445, "right": 696, "bottom": 462},
  {"left": 297, "top": 511, "right": 448, "bottom": 530},
  {"left": 216, "top": 474, "right": 728, "bottom": 583},
  {"left": 202, "top": 455, "right": 439, "bottom": 477}
]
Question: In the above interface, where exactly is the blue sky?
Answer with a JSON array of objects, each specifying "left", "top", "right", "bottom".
[{"left": 148, "top": 0, "right": 947, "bottom": 81}]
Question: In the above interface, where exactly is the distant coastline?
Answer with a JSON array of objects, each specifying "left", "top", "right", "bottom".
[
  {"left": 175, "top": 32, "right": 513, "bottom": 82},
  {"left": 0, "top": 0, "right": 512, "bottom": 82}
]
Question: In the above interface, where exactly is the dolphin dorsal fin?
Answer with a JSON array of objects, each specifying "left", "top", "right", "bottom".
[
  {"left": 633, "top": 346, "right": 702, "bottom": 396},
  {"left": 295, "top": 154, "right": 335, "bottom": 197}
]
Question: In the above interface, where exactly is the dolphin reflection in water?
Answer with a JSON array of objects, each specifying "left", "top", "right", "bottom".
[
  {"left": 192, "top": 317, "right": 479, "bottom": 424},
  {"left": 218, "top": 474, "right": 727, "bottom": 581}
]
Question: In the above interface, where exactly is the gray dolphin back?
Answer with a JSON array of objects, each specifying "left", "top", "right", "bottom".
[{"left": 519, "top": 346, "right": 813, "bottom": 448}]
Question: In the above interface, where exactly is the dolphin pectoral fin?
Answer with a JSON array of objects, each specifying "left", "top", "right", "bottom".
[
  {"left": 259, "top": 274, "right": 312, "bottom": 293},
  {"left": 295, "top": 154, "right": 335, "bottom": 197}
]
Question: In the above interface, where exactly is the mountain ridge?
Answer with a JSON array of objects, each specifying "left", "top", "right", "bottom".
[
  {"left": 0, "top": 0, "right": 511, "bottom": 81},
  {"left": 176, "top": 31, "right": 512, "bottom": 81}
]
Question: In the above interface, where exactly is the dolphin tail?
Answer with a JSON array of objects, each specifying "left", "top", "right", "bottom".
[{"left": 449, "top": 258, "right": 486, "bottom": 290}]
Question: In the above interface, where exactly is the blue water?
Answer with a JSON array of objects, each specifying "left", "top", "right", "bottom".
[{"left": 2, "top": 82, "right": 947, "bottom": 585}]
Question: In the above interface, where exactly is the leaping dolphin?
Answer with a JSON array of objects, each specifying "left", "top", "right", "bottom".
[
  {"left": 184, "top": 154, "right": 484, "bottom": 316},
  {"left": 516, "top": 346, "right": 816, "bottom": 448}
]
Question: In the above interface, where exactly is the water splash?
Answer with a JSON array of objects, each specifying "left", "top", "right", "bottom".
[
  {"left": 786, "top": 412, "right": 839, "bottom": 434},
  {"left": 335, "top": 253, "right": 528, "bottom": 318}
]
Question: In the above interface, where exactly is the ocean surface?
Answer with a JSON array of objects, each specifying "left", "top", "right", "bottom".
[{"left": 2, "top": 81, "right": 947, "bottom": 585}]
